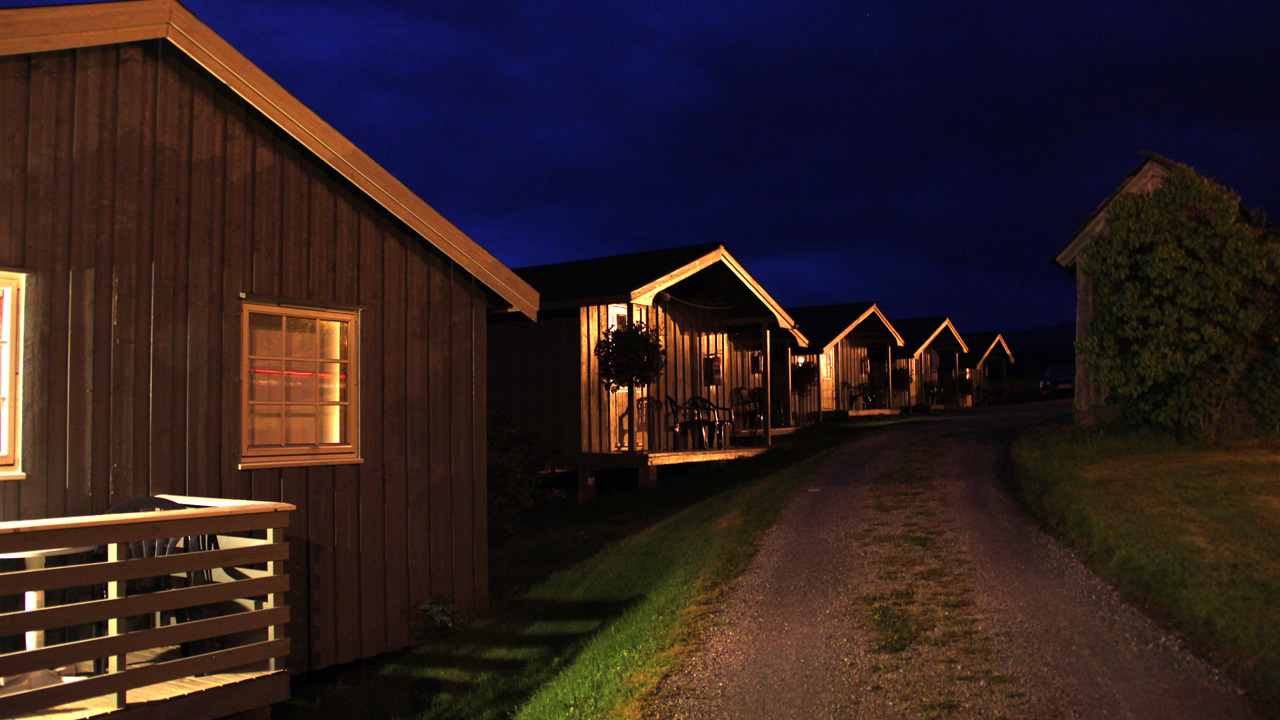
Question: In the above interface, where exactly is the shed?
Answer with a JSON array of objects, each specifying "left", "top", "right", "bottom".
[
  {"left": 888, "top": 317, "right": 969, "bottom": 408},
  {"left": 961, "top": 332, "right": 1014, "bottom": 405},
  {"left": 490, "top": 243, "right": 806, "bottom": 502},
  {"left": 1053, "top": 151, "right": 1175, "bottom": 418},
  {"left": 787, "top": 303, "right": 904, "bottom": 420},
  {"left": 0, "top": 3, "right": 538, "bottom": 713}
]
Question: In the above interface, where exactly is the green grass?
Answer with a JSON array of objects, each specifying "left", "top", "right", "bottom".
[
  {"left": 280, "top": 417, "right": 911, "bottom": 720},
  {"left": 1010, "top": 420, "right": 1280, "bottom": 712}
]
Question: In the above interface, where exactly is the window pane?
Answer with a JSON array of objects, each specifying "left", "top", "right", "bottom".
[
  {"left": 249, "top": 313, "right": 284, "bottom": 356},
  {"left": 319, "top": 405, "right": 345, "bottom": 444},
  {"left": 286, "top": 405, "right": 317, "bottom": 445},
  {"left": 286, "top": 361, "right": 318, "bottom": 402},
  {"left": 287, "top": 317, "right": 318, "bottom": 358},
  {"left": 319, "top": 362, "right": 345, "bottom": 401},
  {"left": 249, "top": 404, "right": 282, "bottom": 447},
  {"left": 249, "top": 360, "right": 283, "bottom": 402},
  {"left": 319, "top": 320, "right": 346, "bottom": 359}
]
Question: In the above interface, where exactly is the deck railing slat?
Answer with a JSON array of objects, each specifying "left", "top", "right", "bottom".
[
  {"left": 0, "top": 605, "right": 290, "bottom": 677},
  {"left": 0, "top": 574, "right": 289, "bottom": 636},
  {"left": 2, "top": 541, "right": 286, "bottom": 594},
  {"left": 0, "top": 638, "right": 290, "bottom": 718}
]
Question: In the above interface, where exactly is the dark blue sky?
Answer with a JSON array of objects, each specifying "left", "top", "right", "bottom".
[{"left": 7, "top": 0, "right": 1279, "bottom": 333}]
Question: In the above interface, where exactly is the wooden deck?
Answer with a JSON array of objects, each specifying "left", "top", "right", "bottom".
[
  {"left": 583, "top": 447, "right": 769, "bottom": 469},
  {"left": 12, "top": 669, "right": 284, "bottom": 720}
]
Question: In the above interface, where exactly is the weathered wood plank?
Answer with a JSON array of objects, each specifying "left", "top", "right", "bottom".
[
  {"left": 450, "top": 278, "right": 475, "bottom": 610},
  {"left": 382, "top": 230, "right": 409, "bottom": 648},
  {"left": 357, "top": 212, "right": 386, "bottom": 657},
  {"left": 20, "top": 50, "right": 62, "bottom": 520},
  {"left": 405, "top": 245, "right": 431, "bottom": 613},
  {"left": 427, "top": 253, "right": 453, "bottom": 601}
]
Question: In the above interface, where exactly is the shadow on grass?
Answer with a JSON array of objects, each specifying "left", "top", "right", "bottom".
[{"left": 278, "top": 597, "right": 640, "bottom": 720}]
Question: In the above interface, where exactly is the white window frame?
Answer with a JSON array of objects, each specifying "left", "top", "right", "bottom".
[
  {"left": 239, "top": 299, "right": 361, "bottom": 470},
  {"left": 0, "top": 272, "right": 24, "bottom": 480}
]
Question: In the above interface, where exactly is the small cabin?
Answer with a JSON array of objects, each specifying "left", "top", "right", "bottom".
[
  {"left": 489, "top": 243, "right": 806, "bottom": 502},
  {"left": 961, "top": 332, "right": 1015, "bottom": 405},
  {"left": 787, "top": 303, "right": 904, "bottom": 421},
  {"left": 1054, "top": 152, "right": 1176, "bottom": 419},
  {"left": 887, "top": 317, "right": 969, "bottom": 409},
  {"left": 0, "top": 2, "right": 538, "bottom": 717}
]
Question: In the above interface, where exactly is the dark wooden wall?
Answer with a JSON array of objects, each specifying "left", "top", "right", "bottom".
[
  {"left": 489, "top": 311, "right": 580, "bottom": 467},
  {"left": 0, "top": 41, "right": 490, "bottom": 672}
]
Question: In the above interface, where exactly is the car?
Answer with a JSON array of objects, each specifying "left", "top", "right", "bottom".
[{"left": 1040, "top": 364, "right": 1075, "bottom": 397}]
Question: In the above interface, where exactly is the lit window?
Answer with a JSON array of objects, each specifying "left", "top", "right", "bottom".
[
  {"left": 240, "top": 301, "right": 360, "bottom": 469},
  {"left": 0, "top": 272, "right": 23, "bottom": 476}
]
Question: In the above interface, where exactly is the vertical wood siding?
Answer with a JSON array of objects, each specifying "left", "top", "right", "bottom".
[{"left": 0, "top": 42, "right": 490, "bottom": 671}]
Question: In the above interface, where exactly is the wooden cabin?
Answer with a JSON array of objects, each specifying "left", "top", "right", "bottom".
[
  {"left": 0, "top": 2, "right": 539, "bottom": 717},
  {"left": 489, "top": 243, "right": 806, "bottom": 502},
  {"left": 787, "top": 303, "right": 904, "bottom": 421},
  {"left": 887, "top": 317, "right": 969, "bottom": 409},
  {"left": 961, "top": 332, "right": 1014, "bottom": 406},
  {"left": 1054, "top": 152, "right": 1175, "bottom": 420}
]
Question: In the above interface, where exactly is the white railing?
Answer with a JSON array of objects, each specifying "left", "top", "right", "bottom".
[{"left": 0, "top": 495, "right": 293, "bottom": 718}]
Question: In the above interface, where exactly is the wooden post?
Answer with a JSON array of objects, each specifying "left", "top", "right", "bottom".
[
  {"left": 107, "top": 542, "right": 126, "bottom": 709},
  {"left": 638, "top": 464, "right": 657, "bottom": 490},
  {"left": 762, "top": 324, "right": 772, "bottom": 446},
  {"left": 886, "top": 344, "right": 894, "bottom": 410},
  {"left": 577, "top": 468, "right": 596, "bottom": 504},
  {"left": 626, "top": 302, "right": 637, "bottom": 453},
  {"left": 266, "top": 525, "right": 282, "bottom": 673}
]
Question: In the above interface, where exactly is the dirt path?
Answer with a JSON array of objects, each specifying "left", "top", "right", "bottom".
[{"left": 651, "top": 402, "right": 1264, "bottom": 719}]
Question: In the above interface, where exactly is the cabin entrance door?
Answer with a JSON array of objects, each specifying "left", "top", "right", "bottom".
[{"left": 820, "top": 348, "right": 836, "bottom": 411}]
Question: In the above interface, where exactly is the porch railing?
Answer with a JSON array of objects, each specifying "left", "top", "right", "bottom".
[{"left": 0, "top": 495, "right": 293, "bottom": 718}]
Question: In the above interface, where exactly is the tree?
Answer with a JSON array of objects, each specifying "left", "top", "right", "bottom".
[{"left": 1078, "top": 164, "right": 1280, "bottom": 438}]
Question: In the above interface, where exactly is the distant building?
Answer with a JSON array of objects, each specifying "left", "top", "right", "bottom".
[{"left": 1052, "top": 152, "right": 1176, "bottom": 420}]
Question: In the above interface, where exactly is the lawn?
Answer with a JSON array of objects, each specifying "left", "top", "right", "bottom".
[
  {"left": 1010, "top": 419, "right": 1280, "bottom": 712},
  {"left": 279, "top": 418, "right": 904, "bottom": 720}
]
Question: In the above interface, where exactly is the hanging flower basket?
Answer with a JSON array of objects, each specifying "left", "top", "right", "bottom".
[
  {"left": 594, "top": 321, "right": 666, "bottom": 391},
  {"left": 792, "top": 361, "right": 819, "bottom": 397}
]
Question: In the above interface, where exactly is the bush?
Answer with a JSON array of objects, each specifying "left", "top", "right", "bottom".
[
  {"left": 791, "top": 362, "right": 819, "bottom": 397},
  {"left": 488, "top": 413, "right": 548, "bottom": 537},
  {"left": 1079, "top": 163, "right": 1280, "bottom": 439}
]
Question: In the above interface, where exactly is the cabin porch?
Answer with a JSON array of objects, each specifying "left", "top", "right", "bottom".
[{"left": 0, "top": 496, "right": 293, "bottom": 720}]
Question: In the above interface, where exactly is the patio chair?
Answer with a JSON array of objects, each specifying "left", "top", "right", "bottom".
[
  {"left": 733, "top": 387, "right": 763, "bottom": 430},
  {"left": 91, "top": 497, "right": 217, "bottom": 673},
  {"left": 686, "top": 396, "right": 733, "bottom": 449}
]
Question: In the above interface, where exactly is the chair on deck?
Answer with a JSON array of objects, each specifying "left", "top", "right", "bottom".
[
  {"left": 733, "top": 387, "right": 763, "bottom": 430},
  {"left": 92, "top": 497, "right": 217, "bottom": 673},
  {"left": 686, "top": 396, "right": 734, "bottom": 449}
]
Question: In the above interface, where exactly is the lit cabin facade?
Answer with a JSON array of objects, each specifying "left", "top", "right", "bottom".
[
  {"left": 0, "top": 4, "right": 538, "bottom": 717},
  {"left": 489, "top": 244, "right": 806, "bottom": 501},
  {"left": 888, "top": 317, "right": 969, "bottom": 409},
  {"left": 787, "top": 303, "right": 904, "bottom": 421},
  {"left": 962, "top": 332, "right": 1014, "bottom": 405}
]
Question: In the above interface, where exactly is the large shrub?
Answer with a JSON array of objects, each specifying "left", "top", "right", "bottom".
[{"left": 1079, "top": 164, "right": 1280, "bottom": 438}]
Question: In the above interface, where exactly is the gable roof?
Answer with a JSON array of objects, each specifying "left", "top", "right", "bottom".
[
  {"left": 962, "top": 332, "right": 1014, "bottom": 367},
  {"left": 787, "top": 302, "right": 903, "bottom": 354},
  {"left": 891, "top": 316, "right": 969, "bottom": 358},
  {"left": 0, "top": 0, "right": 538, "bottom": 319},
  {"left": 514, "top": 243, "right": 807, "bottom": 346},
  {"left": 1053, "top": 151, "right": 1177, "bottom": 272}
]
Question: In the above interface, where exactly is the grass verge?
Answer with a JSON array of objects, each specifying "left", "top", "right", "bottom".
[
  {"left": 279, "top": 418, "right": 904, "bottom": 720},
  {"left": 1010, "top": 419, "right": 1280, "bottom": 712}
]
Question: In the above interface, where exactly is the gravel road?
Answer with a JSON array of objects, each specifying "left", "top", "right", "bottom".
[{"left": 651, "top": 402, "right": 1265, "bottom": 719}]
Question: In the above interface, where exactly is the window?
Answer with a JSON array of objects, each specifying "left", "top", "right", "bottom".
[
  {"left": 240, "top": 300, "right": 360, "bottom": 469},
  {"left": 0, "top": 272, "right": 23, "bottom": 477}
]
